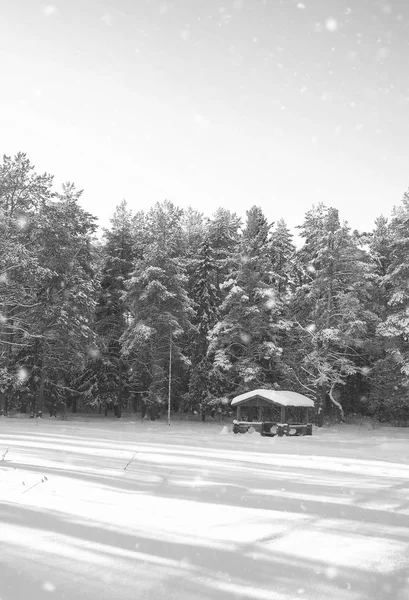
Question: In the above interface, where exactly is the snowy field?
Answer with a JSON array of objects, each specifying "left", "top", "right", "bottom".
[{"left": 1, "top": 417, "right": 409, "bottom": 600}]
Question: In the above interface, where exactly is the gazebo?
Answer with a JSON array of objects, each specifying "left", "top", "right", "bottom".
[{"left": 231, "top": 388, "right": 315, "bottom": 437}]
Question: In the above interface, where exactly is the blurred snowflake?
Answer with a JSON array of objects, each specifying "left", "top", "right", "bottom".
[
  {"left": 325, "top": 18, "right": 339, "bottom": 32},
  {"left": 42, "top": 5, "right": 56, "bottom": 17},
  {"left": 42, "top": 581, "right": 56, "bottom": 592},
  {"left": 17, "top": 368, "right": 29, "bottom": 382}
]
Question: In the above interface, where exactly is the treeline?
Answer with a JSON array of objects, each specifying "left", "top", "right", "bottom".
[{"left": 1, "top": 152, "right": 409, "bottom": 424}]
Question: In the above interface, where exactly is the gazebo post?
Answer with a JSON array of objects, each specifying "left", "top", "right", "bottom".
[
  {"left": 237, "top": 406, "right": 241, "bottom": 420},
  {"left": 280, "top": 406, "right": 286, "bottom": 423},
  {"left": 258, "top": 405, "right": 262, "bottom": 421}
]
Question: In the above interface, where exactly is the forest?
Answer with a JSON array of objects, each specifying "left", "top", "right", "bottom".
[{"left": 1, "top": 152, "right": 408, "bottom": 425}]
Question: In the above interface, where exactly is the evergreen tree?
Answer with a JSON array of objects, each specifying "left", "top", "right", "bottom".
[
  {"left": 208, "top": 208, "right": 242, "bottom": 292},
  {"left": 121, "top": 201, "right": 193, "bottom": 416},
  {"left": 290, "top": 205, "right": 373, "bottom": 421},
  {"left": 207, "top": 206, "right": 287, "bottom": 397},
  {"left": 190, "top": 237, "right": 219, "bottom": 360},
  {"left": 78, "top": 201, "right": 136, "bottom": 416},
  {"left": 269, "top": 219, "right": 296, "bottom": 297},
  {"left": 18, "top": 183, "right": 98, "bottom": 415},
  {"left": 0, "top": 153, "right": 54, "bottom": 413},
  {"left": 370, "top": 193, "right": 409, "bottom": 422},
  {"left": 188, "top": 237, "right": 219, "bottom": 418}
]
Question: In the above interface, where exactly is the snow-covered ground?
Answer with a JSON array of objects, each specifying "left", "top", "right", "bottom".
[{"left": 1, "top": 417, "right": 409, "bottom": 600}]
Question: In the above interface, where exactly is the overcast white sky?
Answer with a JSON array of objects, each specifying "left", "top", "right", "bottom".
[{"left": 1, "top": 0, "right": 408, "bottom": 234}]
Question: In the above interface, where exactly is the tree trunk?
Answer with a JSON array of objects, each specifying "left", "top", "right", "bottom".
[
  {"left": 117, "top": 359, "right": 123, "bottom": 418},
  {"left": 329, "top": 383, "right": 345, "bottom": 421},
  {"left": 71, "top": 397, "right": 77, "bottom": 413},
  {"left": 0, "top": 310, "right": 12, "bottom": 414},
  {"left": 5, "top": 317, "right": 13, "bottom": 412},
  {"left": 0, "top": 391, "right": 6, "bottom": 415},
  {"left": 316, "top": 386, "right": 326, "bottom": 427},
  {"left": 37, "top": 343, "right": 47, "bottom": 414}
]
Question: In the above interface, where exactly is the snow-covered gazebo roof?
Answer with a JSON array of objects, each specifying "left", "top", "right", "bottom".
[{"left": 231, "top": 389, "right": 315, "bottom": 408}]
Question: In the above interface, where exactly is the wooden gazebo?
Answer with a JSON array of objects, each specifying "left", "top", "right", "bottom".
[{"left": 231, "top": 388, "right": 314, "bottom": 437}]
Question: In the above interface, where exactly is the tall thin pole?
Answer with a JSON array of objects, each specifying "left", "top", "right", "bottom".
[{"left": 168, "top": 329, "right": 172, "bottom": 426}]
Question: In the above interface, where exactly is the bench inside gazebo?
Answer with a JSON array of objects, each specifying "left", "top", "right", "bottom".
[{"left": 231, "top": 389, "right": 314, "bottom": 437}]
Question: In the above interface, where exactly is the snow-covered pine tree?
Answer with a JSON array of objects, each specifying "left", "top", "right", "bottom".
[
  {"left": 19, "top": 183, "right": 98, "bottom": 415},
  {"left": 269, "top": 218, "right": 295, "bottom": 297},
  {"left": 78, "top": 201, "right": 136, "bottom": 416},
  {"left": 289, "top": 204, "right": 373, "bottom": 421},
  {"left": 207, "top": 208, "right": 242, "bottom": 293},
  {"left": 121, "top": 201, "right": 194, "bottom": 416},
  {"left": 188, "top": 237, "right": 220, "bottom": 418},
  {"left": 372, "top": 192, "right": 409, "bottom": 422},
  {"left": 207, "top": 206, "right": 287, "bottom": 396},
  {"left": 191, "top": 237, "right": 219, "bottom": 361},
  {"left": 0, "top": 153, "right": 54, "bottom": 413}
]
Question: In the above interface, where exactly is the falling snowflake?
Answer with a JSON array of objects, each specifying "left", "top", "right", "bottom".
[
  {"left": 297, "top": 3, "right": 306, "bottom": 9},
  {"left": 180, "top": 29, "right": 190, "bottom": 41},
  {"left": 325, "top": 566, "right": 338, "bottom": 579},
  {"left": 42, "top": 581, "right": 56, "bottom": 592},
  {"left": 42, "top": 5, "right": 56, "bottom": 17},
  {"left": 325, "top": 18, "right": 338, "bottom": 32},
  {"left": 17, "top": 368, "right": 29, "bottom": 382},
  {"left": 16, "top": 216, "right": 28, "bottom": 229}
]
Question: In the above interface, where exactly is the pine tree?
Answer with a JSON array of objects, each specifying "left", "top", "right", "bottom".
[
  {"left": 0, "top": 153, "right": 54, "bottom": 413},
  {"left": 121, "top": 201, "right": 193, "bottom": 416},
  {"left": 269, "top": 219, "right": 295, "bottom": 297},
  {"left": 207, "top": 206, "right": 287, "bottom": 397},
  {"left": 79, "top": 201, "right": 136, "bottom": 416},
  {"left": 191, "top": 237, "right": 219, "bottom": 361},
  {"left": 376, "top": 192, "right": 409, "bottom": 363},
  {"left": 188, "top": 237, "right": 219, "bottom": 419},
  {"left": 289, "top": 205, "right": 373, "bottom": 421},
  {"left": 19, "top": 183, "right": 98, "bottom": 415},
  {"left": 208, "top": 208, "right": 242, "bottom": 292},
  {"left": 370, "top": 192, "right": 409, "bottom": 422}
]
